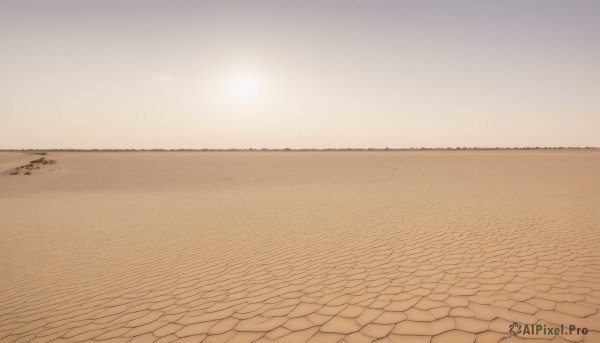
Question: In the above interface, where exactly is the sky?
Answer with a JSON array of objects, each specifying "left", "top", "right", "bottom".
[{"left": 1, "top": 0, "right": 599, "bottom": 149}]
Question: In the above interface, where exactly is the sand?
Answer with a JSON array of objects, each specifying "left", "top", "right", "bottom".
[{"left": 0, "top": 151, "right": 599, "bottom": 343}]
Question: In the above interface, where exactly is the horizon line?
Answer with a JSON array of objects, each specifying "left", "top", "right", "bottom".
[{"left": 1, "top": 147, "right": 599, "bottom": 152}]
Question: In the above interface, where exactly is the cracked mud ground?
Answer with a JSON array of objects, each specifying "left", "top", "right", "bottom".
[{"left": 0, "top": 151, "right": 599, "bottom": 343}]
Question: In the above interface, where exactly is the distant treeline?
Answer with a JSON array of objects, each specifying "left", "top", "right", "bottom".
[{"left": 1, "top": 147, "right": 598, "bottom": 152}]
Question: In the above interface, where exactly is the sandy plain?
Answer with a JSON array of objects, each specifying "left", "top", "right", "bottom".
[{"left": 0, "top": 151, "right": 599, "bottom": 343}]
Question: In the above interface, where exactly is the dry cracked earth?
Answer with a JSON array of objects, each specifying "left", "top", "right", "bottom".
[{"left": 0, "top": 151, "right": 599, "bottom": 343}]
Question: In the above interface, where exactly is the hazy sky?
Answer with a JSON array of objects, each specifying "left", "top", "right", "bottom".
[{"left": 1, "top": 1, "right": 599, "bottom": 149}]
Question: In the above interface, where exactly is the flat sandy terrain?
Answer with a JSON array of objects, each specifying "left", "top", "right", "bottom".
[{"left": 0, "top": 151, "right": 599, "bottom": 343}]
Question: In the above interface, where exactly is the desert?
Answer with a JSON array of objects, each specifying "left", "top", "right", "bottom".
[
  {"left": 0, "top": 150, "right": 599, "bottom": 343},
  {"left": 2, "top": 0, "right": 599, "bottom": 342}
]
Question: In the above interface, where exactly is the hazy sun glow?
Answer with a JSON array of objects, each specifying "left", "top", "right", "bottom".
[
  {"left": 228, "top": 73, "right": 264, "bottom": 104},
  {"left": 1, "top": 1, "right": 598, "bottom": 149}
]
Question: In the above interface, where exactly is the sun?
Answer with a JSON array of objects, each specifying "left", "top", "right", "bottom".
[{"left": 227, "top": 72, "right": 264, "bottom": 104}]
